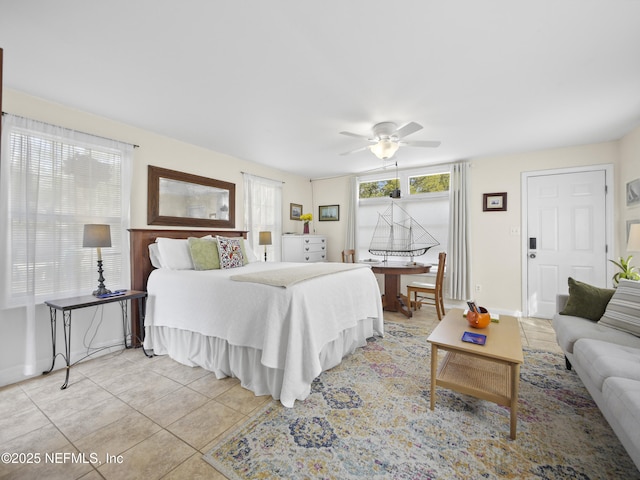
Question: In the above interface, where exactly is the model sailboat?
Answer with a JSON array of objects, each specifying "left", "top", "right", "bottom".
[{"left": 369, "top": 202, "right": 439, "bottom": 261}]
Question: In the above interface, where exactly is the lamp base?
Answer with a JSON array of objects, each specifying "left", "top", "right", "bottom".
[
  {"left": 92, "top": 259, "right": 111, "bottom": 297},
  {"left": 93, "top": 286, "right": 112, "bottom": 297}
]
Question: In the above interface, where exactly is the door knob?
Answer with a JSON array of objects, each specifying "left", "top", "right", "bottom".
[{"left": 529, "top": 253, "right": 536, "bottom": 259}]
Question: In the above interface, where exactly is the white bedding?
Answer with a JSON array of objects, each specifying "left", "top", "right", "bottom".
[{"left": 144, "top": 261, "right": 384, "bottom": 407}]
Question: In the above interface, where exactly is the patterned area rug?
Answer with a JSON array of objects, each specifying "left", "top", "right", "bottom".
[{"left": 203, "top": 321, "right": 639, "bottom": 479}]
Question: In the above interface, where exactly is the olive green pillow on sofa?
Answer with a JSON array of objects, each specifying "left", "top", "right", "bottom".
[{"left": 560, "top": 277, "right": 615, "bottom": 321}]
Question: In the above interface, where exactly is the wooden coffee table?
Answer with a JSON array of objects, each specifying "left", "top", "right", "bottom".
[{"left": 427, "top": 308, "right": 524, "bottom": 439}]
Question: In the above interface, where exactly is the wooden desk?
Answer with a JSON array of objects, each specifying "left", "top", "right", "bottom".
[{"left": 370, "top": 261, "right": 431, "bottom": 317}]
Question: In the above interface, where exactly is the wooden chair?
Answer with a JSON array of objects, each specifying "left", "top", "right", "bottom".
[
  {"left": 407, "top": 252, "right": 446, "bottom": 320},
  {"left": 341, "top": 249, "right": 356, "bottom": 263}
]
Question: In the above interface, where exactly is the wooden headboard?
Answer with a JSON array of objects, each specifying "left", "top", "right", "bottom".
[{"left": 128, "top": 228, "right": 248, "bottom": 345}]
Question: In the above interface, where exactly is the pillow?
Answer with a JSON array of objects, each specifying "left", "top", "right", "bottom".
[
  {"left": 216, "top": 236, "right": 245, "bottom": 269},
  {"left": 155, "top": 238, "right": 194, "bottom": 270},
  {"left": 243, "top": 239, "right": 260, "bottom": 263},
  {"left": 598, "top": 279, "right": 640, "bottom": 336},
  {"left": 239, "top": 238, "right": 253, "bottom": 265},
  {"left": 187, "top": 237, "right": 220, "bottom": 270},
  {"left": 148, "top": 243, "right": 163, "bottom": 268},
  {"left": 559, "top": 277, "right": 614, "bottom": 321}
]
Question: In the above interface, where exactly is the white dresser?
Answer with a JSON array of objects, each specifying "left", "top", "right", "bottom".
[{"left": 281, "top": 234, "right": 328, "bottom": 262}]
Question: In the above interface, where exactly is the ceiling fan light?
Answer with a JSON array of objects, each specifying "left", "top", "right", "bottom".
[{"left": 370, "top": 140, "right": 399, "bottom": 160}]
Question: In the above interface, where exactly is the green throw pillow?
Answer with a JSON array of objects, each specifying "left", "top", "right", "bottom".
[
  {"left": 560, "top": 277, "right": 614, "bottom": 321},
  {"left": 188, "top": 237, "right": 220, "bottom": 270}
]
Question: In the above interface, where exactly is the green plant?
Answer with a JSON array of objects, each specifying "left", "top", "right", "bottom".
[{"left": 610, "top": 255, "right": 640, "bottom": 286}]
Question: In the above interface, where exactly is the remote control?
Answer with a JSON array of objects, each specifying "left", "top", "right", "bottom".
[{"left": 97, "top": 291, "right": 126, "bottom": 298}]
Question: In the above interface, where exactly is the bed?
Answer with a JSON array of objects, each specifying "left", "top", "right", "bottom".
[{"left": 129, "top": 229, "right": 384, "bottom": 407}]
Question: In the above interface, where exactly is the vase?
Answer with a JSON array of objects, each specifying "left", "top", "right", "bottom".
[
  {"left": 303, "top": 222, "right": 310, "bottom": 234},
  {"left": 467, "top": 307, "right": 491, "bottom": 329}
]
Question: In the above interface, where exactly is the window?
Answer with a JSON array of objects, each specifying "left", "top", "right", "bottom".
[
  {"left": 359, "top": 178, "right": 401, "bottom": 199},
  {"left": 356, "top": 166, "right": 450, "bottom": 264},
  {"left": 243, "top": 173, "right": 283, "bottom": 261},
  {"left": 409, "top": 172, "right": 450, "bottom": 195},
  {"left": 0, "top": 115, "right": 133, "bottom": 308}
]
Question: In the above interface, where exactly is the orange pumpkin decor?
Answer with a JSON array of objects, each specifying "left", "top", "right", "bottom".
[{"left": 467, "top": 306, "right": 491, "bottom": 329}]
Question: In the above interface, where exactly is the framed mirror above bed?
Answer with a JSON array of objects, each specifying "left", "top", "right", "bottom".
[{"left": 148, "top": 165, "right": 235, "bottom": 228}]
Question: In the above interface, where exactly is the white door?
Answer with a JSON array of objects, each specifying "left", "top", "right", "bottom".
[{"left": 525, "top": 169, "right": 609, "bottom": 318}]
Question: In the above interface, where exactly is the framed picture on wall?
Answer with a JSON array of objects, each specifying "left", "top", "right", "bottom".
[
  {"left": 290, "top": 203, "right": 302, "bottom": 220},
  {"left": 483, "top": 192, "right": 507, "bottom": 212},
  {"left": 319, "top": 205, "right": 340, "bottom": 221},
  {"left": 627, "top": 178, "right": 640, "bottom": 207}
]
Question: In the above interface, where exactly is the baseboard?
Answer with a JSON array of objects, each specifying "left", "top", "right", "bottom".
[
  {"left": 0, "top": 337, "right": 127, "bottom": 388},
  {"left": 443, "top": 300, "right": 522, "bottom": 318}
]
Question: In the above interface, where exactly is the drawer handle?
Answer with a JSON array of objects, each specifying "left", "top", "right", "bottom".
[
  {"left": 305, "top": 247, "right": 309, "bottom": 251},
  {"left": 305, "top": 256, "right": 310, "bottom": 261},
  {"left": 321, "top": 246, "right": 325, "bottom": 250},
  {"left": 304, "top": 239, "right": 310, "bottom": 243}
]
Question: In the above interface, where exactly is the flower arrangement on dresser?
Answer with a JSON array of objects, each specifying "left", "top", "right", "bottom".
[{"left": 300, "top": 213, "right": 312, "bottom": 234}]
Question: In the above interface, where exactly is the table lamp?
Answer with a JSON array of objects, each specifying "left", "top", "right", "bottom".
[
  {"left": 83, "top": 224, "right": 112, "bottom": 296},
  {"left": 259, "top": 231, "right": 272, "bottom": 262},
  {"left": 628, "top": 224, "right": 640, "bottom": 252}
]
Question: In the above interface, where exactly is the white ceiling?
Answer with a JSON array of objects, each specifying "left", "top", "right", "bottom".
[{"left": 1, "top": 0, "right": 640, "bottom": 179}]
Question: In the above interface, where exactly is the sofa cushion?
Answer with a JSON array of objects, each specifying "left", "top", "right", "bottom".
[
  {"left": 560, "top": 277, "right": 615, "bottom": 321},
  {"left": 574, "top": 339, "right": 640, "bottom": 390},
  {"left": 602, "top": 377, "right": 640, "bottom": 462},
  {"left": 598, "top": 279, "right": 640, "bottom": 336},
  {"left": 553, "top": 314, "right": 640, "bottom": 354}
]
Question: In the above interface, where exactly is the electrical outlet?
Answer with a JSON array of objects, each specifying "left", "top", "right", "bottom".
[
  {"left": 475, "top": 284, "right": 482, "bottom": 292},
  {"left": 510, "top": 226, "right": 520, "bottom": 235}
]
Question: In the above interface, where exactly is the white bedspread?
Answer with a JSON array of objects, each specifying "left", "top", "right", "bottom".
[
  {"left": 144, "top": 261, "right": 384, "bottom": 406},
  {"left": 230, "top": 262, "right": 369, "bottom": 287}
]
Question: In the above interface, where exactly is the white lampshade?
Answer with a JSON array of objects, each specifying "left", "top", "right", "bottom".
[
  {"left": 83, "top": 224, "right": 111, "bottom": 262},
  {"left": 259, "top": 231, "right": 272, "bottom": 246},
  {"left": 628, "top": 224, "right": 640, "bottom": 252},
  {"left": 370, "top": 140, "right": 399, "bottom": 160},
  {"left": 83, "top": 224, "right": 112, "bottom": 248}
]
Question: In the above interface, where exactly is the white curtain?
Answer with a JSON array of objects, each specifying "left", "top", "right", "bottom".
[
  {"left": 0, "top": 114, "right": 133, "bottom": 375},
  {"left": 447, "top": 161, "right": 471, "bottom": 300},
  {"left": 345, "top": 176, "right": 358, "bottom": 254},
  {"left": 243, "top": 173, "right": 283, "bottom": 261}
]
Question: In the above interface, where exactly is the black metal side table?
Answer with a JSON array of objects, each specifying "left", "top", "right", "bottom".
[{"left": 43, "top": 290, "right": 147, "bottom": 389}]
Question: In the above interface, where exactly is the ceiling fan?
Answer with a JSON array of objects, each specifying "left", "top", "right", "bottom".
[{"left": 339, "top": 121, "right": 441, "bottom": 160}]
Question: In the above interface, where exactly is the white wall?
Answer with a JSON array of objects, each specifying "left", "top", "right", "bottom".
[
  {"left": 0, "top": 89, "right": 314, "bottom": 387},
  {"left": 469, "top": 142, "right": 619, "bottom": 314},
  {"left": 313, "top": 134, "right": 640, "bottom": 315},
  {"left": 619, "top": 126, "right": 640, "bottom": 255},
  {"left": 310, "top": 175, "right": 352, "bottom": 261}
]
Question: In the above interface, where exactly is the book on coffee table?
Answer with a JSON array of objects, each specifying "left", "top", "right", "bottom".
[{"left": 461, "top": 331, "right": 487, "bottom": 345}]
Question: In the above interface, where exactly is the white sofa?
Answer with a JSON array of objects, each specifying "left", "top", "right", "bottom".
[{"left": 553, "top": 278, "right": 640, "bottom": 471}]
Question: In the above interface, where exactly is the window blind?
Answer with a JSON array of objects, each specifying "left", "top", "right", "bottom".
[{"left": 1, "top": 115, "right": 133, "bottom": 307}]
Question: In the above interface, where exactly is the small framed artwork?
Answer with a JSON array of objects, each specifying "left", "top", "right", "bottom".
[
  {"left": 627, "top": 178, "right": 640, "bottom": 207},
  {"left": 290, "top": 203, "right": 302, "bottom": 220},
  {"left": 483, "top": 192, "right": 507, "bottom": 212},
  {"left": 319, "top": 204, "right": 340, "bottom": 221}
]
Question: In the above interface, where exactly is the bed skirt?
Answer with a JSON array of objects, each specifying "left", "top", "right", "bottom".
[{"left": 144, "top": 317, "right": 379, "bottom": 407}]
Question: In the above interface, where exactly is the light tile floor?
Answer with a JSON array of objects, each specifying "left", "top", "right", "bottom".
[{"left": 0, "top": 308, "right": 561, "bottom": 479}]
